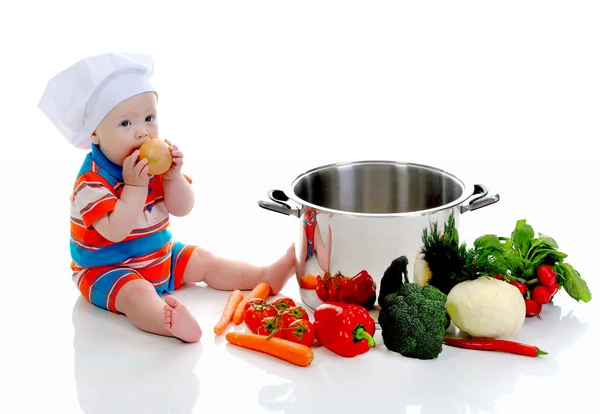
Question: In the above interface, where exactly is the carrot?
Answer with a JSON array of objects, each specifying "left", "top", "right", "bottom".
[
  {"left": 213, "top": 289, "right": 245, "bottom": 335},
  {"left": 299, "top": 274, "right": 317, "bottom": 289},
  {"left": 226, "top": 332, "right": 314, "bottom": 367},
  {"left": 232, "top": 282, "right": 272, "bottom": 325}
]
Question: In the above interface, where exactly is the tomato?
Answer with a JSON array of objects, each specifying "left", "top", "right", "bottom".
[
  {"left": 327, "top": 282, "right": 340, "bottom": 301},
  {"left": 531, "top": 285, "right": 551, "bottom": 305},
  {"left": 285, "top": 319, "right": 315, "bottom": 346},
  {"left": 316, "top": 272, "right": 349, "bottom": 302},
  {"left": 509, "top": 281, "right": 527, "bottom": 296},
  {"left": 271, "top": 297, "right": 296, "bottom": 311},
  {"left": 525, "top": 298, "right": 542, "bottom": 317},
  {"left": 256, "top": 316, "right": 285, "bottom": 339},
  {"left": 315, "top": 276, "right": 328, "bottom": 302},
  {"left": 244, "top": 302, "right": 277, "bottom": 333},
  {"left": 244, "top": 297, "right": 267, "bottom": 312},
  {"left": 281, "top": 307, "right": 309, "bottom": 328},
  {"left": 537, "top": 265, "right": 556, "bottom": 287},
  {"left": 327, "top": 276, "right": 346, "bottom": 302}
]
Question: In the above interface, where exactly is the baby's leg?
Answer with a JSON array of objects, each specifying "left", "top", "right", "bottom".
[
  {"left": 115, "top": 279, "right": 202, "bottom": 343},
  {"left": 182, "top": 244, "right": 296, "bottom": 294}
]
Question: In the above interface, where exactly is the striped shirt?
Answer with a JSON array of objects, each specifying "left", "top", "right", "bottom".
[{"left": 70, "top": 144, "right": 187, "bottom": 269}]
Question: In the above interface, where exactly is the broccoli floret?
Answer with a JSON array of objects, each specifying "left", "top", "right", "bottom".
[
  {"left": 377, "top": 282, "right": 448, "bottom": 360},
  {"left": 378, "top": 256, "right": 409, "bottom": 308},
  {"left": 421, "top": 284, "right": 447, "bottom": 304}
]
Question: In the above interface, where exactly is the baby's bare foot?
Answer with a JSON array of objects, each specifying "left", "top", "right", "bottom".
[
  {"left": 163, "top": 295, "right": 202, "bottom": 343},
  {"left": 264, "top": 244, "right": 296, "bottom": 294}
]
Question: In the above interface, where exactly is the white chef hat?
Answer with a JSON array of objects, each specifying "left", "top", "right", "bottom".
[{"left": 38, "top": 52, "right": 156, "bottom": 149}]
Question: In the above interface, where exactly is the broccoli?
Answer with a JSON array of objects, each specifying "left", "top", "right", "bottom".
[
  {"left": 378, "top": 255, "right": 409, "bottom": 308},
  {"left": 378, "top": 282, "right": 448, "bottom": 360}
]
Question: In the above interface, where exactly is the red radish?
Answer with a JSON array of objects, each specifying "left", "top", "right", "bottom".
[
  {"left": 525, "top": 299, "right": 542, "bottom": 317},
  {"left": 548, "top": 281, "right": 559, "bottom": 297},
  {"left": 537, "top": 265, "right": 556, "bottom": 287},
  {"left": 495, "top": 275, "right": 505, "bottom": 281},
  {"left": 509, "top": 281, "right": 527, "bottom": 296},
  {"left": 532, "top": 285, "right": 551, "bottom": 305}
]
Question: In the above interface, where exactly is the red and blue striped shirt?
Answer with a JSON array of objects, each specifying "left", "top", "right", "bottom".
[{"left": 69, "top": 144, "right": 188, "bottom": 270}]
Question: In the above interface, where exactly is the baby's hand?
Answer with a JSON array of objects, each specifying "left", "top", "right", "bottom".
[
  {"left": 122, "top": 150, "right": 150, "bottom": 187},
  {"left": 161, "top": 139, "right": 184, "bottom": 181}
]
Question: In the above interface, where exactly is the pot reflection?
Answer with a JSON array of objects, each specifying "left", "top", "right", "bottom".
[{"left": 296, "top": 208, "right": 332, "bottom": 278}]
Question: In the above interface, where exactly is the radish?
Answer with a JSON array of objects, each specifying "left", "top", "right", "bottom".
[
  {"left": 536, "top": 265, "right": 556, "bottom": 287},
  {"left": 548, "top": 281, "right": 559, "bottom": 297},
  {"left": 532, "top": 285, "right": 551, "bottom": 305},
  {"left": 525, "top": 299, "right": 542, "bottom": 317},
  {"left": 509, "top": 281, "right": 526, "bottom": 296}
]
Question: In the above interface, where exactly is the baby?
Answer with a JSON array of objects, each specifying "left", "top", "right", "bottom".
[{"left": 38, "top": 52, "right": 295, "bottom": 343}]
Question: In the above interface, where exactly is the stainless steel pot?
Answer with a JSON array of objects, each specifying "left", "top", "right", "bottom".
[{"left": 258, "top": 160, "right": 499, "bottom": 317}]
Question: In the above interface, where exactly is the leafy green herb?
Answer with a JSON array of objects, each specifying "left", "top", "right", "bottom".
[
  {"left": 419, "top": 215, "right": 591, "bottom": 303},
  {"left": 501, "top": 219, "right": 590, "bottom": 301},
  {"left": 510, "top": 219, "right": 535, "bottom": 257},
  {"left": 420, "top": 214, "right": 508, "bottom": 295},
  {"left": 557, "top": 263, "right": 592, "bottom": 303}
]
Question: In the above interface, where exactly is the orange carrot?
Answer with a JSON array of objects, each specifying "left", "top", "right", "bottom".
[
  {"left": 232, "top": 282, "right": 272, "bottom": 325},
  {"left": 299, "top": 274, "right": 317, "bottom": 289},
  {"left": 226, "top": 332, "right": 314, "bottom": 367},
  {"left": 213, "top": 289, "right": 245, "bottom": 335}
]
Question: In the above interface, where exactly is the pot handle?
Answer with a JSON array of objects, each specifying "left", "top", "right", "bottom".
[
  {"left": 460, "top": 184, "right": 500, "bottom": 213},
  {"left": 258, "top": 189, "right": 302, "bottom": 218}
]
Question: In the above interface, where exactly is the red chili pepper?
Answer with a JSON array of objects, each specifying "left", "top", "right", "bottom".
[
  {"left": 339, "top": 269, "right": 377, "bottom": 310},
  {"left": 442, "top": 337, "right": 548, "bottom": 357},
  {"left": 313, "top": 302, "right": 376, "bottom": 357}
]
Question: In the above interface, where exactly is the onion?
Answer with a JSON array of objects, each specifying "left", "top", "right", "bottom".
[{"left": 139, "top": 139, "right": 173, "bottom": 175}]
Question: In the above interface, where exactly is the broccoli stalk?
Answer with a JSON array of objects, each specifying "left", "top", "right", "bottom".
[
  {"left": 377, "top": 255, "right": 409, "bottom": 308},
  {"left": 378, "top": 282, "right": 448, "bottom": 360}
]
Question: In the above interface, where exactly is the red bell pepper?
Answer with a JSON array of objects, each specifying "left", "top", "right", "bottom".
[
  {"left": 313, "top": 302, "right": 376, "bottom": 357},
  {"left": 339, "top": 270, "right": 377, "bottom": 310}
]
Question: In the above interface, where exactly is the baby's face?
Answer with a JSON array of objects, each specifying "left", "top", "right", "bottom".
[{"left": 91, "top": 92, "right": 159, "bottom": 166}]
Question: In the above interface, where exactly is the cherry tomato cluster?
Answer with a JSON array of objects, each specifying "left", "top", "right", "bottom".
[
  {"left": 499, "top": 264, "right": 559, "bottom": 318},
  {"left": 243, "top": 297, "right": 316, "bottom": 347},
  {"left": 315, "top": 271, "right": 347, "bottom": 302}
]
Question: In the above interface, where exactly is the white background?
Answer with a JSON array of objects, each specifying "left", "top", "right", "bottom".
[{"left": 1, "top": 1, "right": 599, "bottom": 413}]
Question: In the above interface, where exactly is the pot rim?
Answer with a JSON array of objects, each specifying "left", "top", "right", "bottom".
[{"left": 287, "top": 159, "right": 475, "bottom": 218}]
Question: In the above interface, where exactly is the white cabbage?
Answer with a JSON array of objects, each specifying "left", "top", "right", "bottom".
[{"left": 446, "top": 277, "right": 526, "bottom": 339}]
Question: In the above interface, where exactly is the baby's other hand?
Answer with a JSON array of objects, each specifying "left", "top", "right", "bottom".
[
  {"left": 122, "top": 150, "right": 150, "bottom": 187},
  {"left": 161, "top": 139, "right": 184, "bottom": 181}
]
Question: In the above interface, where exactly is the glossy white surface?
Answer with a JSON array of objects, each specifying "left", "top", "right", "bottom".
[{"left": 3, "top": 1, "right": 600, "bottom": 413}]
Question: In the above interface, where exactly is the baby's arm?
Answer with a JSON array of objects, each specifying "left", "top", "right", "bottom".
[
  {"left": 161, "top": 141, "right": 194, "bottom": 216},
  {"left": 163, "top": 173, "right": 195, "bottom": 217},
  {"left": 93, "top": 150, "right": 150, "bottom": 242},
  {"left": 93, "top": 185, "right": 148, "bottom": 242}
]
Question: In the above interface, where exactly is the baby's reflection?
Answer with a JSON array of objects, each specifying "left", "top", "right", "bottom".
[
  {"left": 296, "top": 208, "right": 332, "bottom": 279},
  {"left": 72, "top": 297, "right": 201, "bottom": 414}
]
